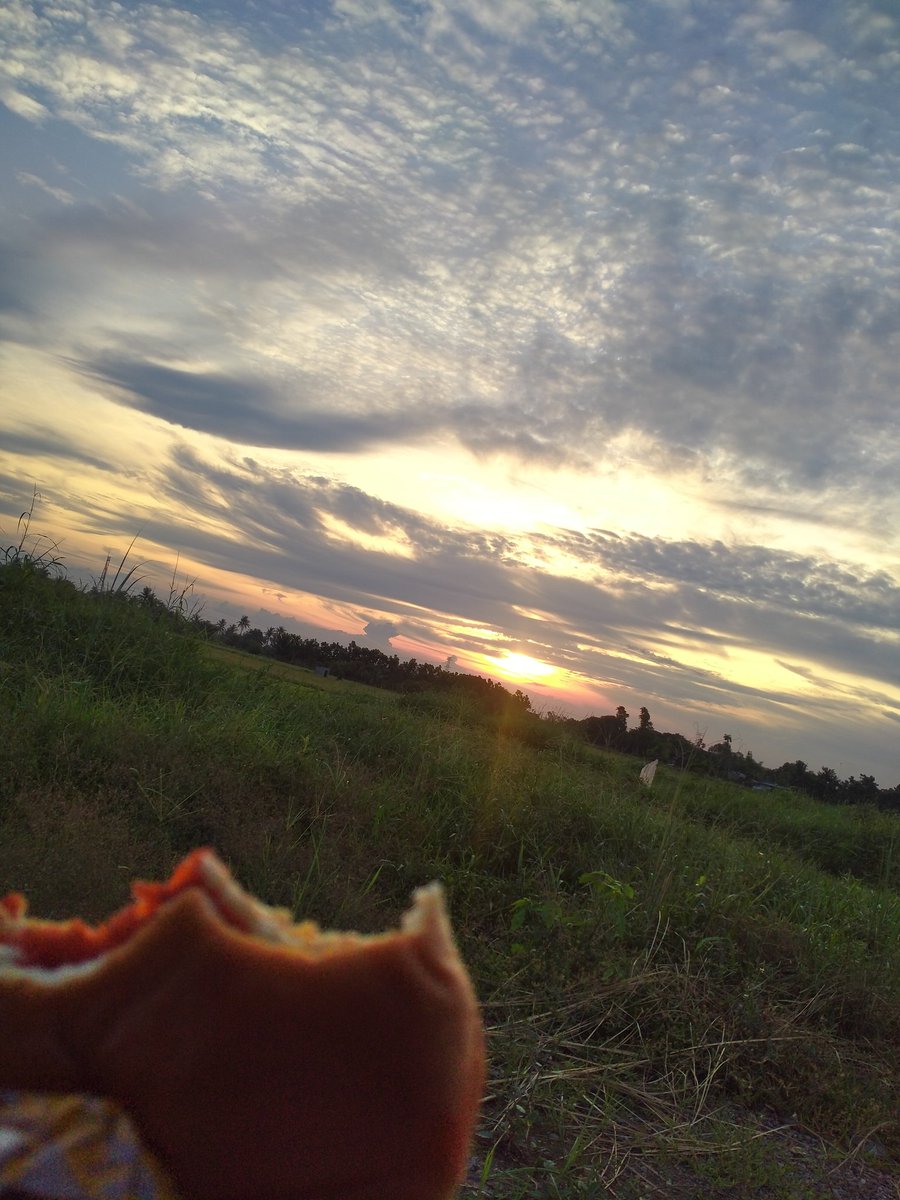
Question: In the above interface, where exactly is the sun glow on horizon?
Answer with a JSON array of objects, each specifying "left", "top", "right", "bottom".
[{"left": 487, "top": 651, "right": 558, "bottom": 682}]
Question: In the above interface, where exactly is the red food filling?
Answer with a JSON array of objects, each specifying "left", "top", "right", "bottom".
[{"left": 0, "top": 849, "right": 246, "bottom": 969}]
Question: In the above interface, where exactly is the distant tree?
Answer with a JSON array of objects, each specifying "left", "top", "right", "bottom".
[
  {"left": 842, "top": 773, "right": 880, "bottom": 805},
  {"left": 625, "top": 705, "right": 656, "bottom": 755},
  {"left": 707, "top": 734, "right": 733, "bottom": 777},
  {"left": 812, "top": 766, "right": 841, "bottom": 802},
  {"left": 774, "top": 760, "right": 810, "bottom": 790},
  {"left": 736, "top": 747, "right": 761, "bottom": 780},
  {"left": 237, "top": 615, "right": 251, "bottom": 635},
  {"left": 241, "top": 627, "right": 265, "bottom": 655},
  {"left": 581, "top": 712, "right": 628, "bottom": 750},
  {"left": 660, "top": 731, "right": 697, "bottom": 770},
  {"left": 267, "top": 626, "right": 291, "bottom": 658}
]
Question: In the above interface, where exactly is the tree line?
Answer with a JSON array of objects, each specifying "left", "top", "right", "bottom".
[
  {"left": 569, "top": 707, "right": 899, "bottom": 811},
  {"left": 194, "top": 607, "right": 533, "bottom": 719},
  {"left": 141, "top": 590, "right": 899, "bottom": 811}
]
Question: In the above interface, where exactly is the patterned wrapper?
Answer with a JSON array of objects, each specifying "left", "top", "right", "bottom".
[{"left": 0, "top": 1091, "right": 178, "bottom": 1200}]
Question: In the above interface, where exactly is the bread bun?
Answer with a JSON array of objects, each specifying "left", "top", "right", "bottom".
[{"left": 0, "top": 849, "right": 485, "bottom": 1200}]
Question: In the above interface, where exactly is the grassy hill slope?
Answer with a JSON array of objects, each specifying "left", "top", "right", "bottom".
[{"left": 1, "top": 559, "right": 898, "bottom": 1198}]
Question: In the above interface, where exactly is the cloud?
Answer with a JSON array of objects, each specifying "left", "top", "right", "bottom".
[
  {"left": 14, "top": 170, "right": 74, "bottom": 205},
  {"left": 39, "top": 192, "right": 419, "bottom": 285},
  {"left": 0, "top": 427, "right": 114, "bottom": 473},
  {"left": 0, "top": 241, "right": 38, "bottom": 319},
  {"left": 3, "top": 0, "right": 900, "bottom": 509},
  {"left": 360, "top": 619, "right": 399, "bottom": 654},
  {"left": 78, "top": 357, "right": 444, "bottom": 451},
  {"left": 537, "top": 529, "right": 900, "bottom": 631},
  {"left": 0, "top": 86, "right": 50, "bottom": 122},
  {"left": 102, "top": 447, "right": 893, "bottom": 702}
]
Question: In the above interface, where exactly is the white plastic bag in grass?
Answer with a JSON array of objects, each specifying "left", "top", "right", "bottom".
[{"left": 639, "top": 759, "right": 658, "bottom": 787}]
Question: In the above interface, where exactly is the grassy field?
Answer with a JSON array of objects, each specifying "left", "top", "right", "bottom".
[{"left": 1, "top": 558, "right": 898, "bottom": 1198}]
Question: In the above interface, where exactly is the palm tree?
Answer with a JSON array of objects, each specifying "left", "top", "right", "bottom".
[{"left": 238, "top": 615, "right": 251, "bottom": 635}]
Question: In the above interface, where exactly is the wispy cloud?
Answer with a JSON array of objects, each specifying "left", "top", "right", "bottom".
[
  {"left": 76, "top": 356, "right": 447, "bottom": 451},
  {"left": 70, "top": 445, "right": 894, "bottom": 708}
]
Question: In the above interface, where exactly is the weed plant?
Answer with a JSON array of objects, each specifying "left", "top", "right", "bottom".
[{"left": 1, "top": 562, "right": 898, "bottom": 1197}]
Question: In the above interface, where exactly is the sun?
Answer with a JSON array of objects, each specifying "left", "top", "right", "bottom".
[{"left": 488, "top": 652, "right": 557, "bottom": 682}]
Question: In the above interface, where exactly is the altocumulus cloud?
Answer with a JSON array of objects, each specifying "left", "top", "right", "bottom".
[{"left": 1, "top": 0, "right": 899, "bottom": 514}]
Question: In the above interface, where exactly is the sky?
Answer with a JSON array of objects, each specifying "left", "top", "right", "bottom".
[{"left": 1, "top": 0, "right": 899, "bottom": 786}]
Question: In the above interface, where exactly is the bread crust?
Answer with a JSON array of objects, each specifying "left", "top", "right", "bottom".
[{"left": 0, "top": 854, "right": 485, "bottom": 1200}]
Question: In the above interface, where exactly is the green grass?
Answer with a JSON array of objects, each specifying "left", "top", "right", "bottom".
[
  {"left": 645, "top": 769, "right": 900, "bottom": 890},
  {"left": 1, "top": 559, "right": 898, "bottom": 1197}
]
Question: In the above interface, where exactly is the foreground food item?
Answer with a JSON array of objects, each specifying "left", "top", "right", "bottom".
[{"left": 0, "top": 850, "right": 485, "bottom": 1200}]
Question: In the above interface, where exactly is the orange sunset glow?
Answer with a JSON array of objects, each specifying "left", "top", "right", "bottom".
[{"left": 488, "top": 653, "right": 558, "bottom": 684}]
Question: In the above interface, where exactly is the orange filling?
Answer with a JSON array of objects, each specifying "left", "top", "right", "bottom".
[{"left": 0, "top": 849, "right": 251, "bottom": 969}]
